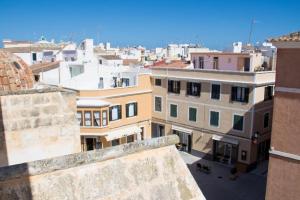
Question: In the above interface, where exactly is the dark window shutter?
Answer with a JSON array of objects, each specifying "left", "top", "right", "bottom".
[
  {"left": 177, "top": 81, "right": 181, "bottom": 93},
  {"left": 126, "top": 104, "right": 129, "bottom": 117},
  {"left": 168, "top": 80, "right": 171, "bottom": 92},
  {"left": 244, "top": 88, "right": 249, "bottom": 103},
  {"left": 198, "top": 83, "right": 201, "bottom": 96},
  {"left": 187, "top": 82, "right": 191, "bottom": 95},
  {"left": 231, "top": 87, "right": 237, "bottom": 101},
  {"left": 216, "top": 85, "right": 220, "bottom": 99},
  {"left": 118, "top": 105, "right": 122, "bottom": 119},
  {"left": 134, "top": 103, "right": 138, "bottom": 116},
  {"left": 109, "top": 107, "right": 112, "bottom": 121}
]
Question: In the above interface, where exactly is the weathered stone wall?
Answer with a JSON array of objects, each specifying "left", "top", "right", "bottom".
[
  {"left": 0, "top": 88, "right": 81, "bottom": 167},
  {"left": 0, "top": 135, "right": 205, "bottom": 200}
]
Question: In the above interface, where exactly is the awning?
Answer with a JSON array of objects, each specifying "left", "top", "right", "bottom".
[
  {"left": 212, "top": 134, "right": 239, "bottom": 145},
  {"left": 77, "top": 99, "right": 111, "bottom": 108},
  {"left": 80, "top": 132, "right": 108, "bottom": 136},
  {"left": 105, "top": 126, "right": 142, "bottom": 141},
  {"left": 171, "top": 125, "right": 193, "bottom": 134}
]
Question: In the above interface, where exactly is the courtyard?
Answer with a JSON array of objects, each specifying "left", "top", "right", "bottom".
[{"left": 179, "top": 151, "right": 268, "bottom": 200}]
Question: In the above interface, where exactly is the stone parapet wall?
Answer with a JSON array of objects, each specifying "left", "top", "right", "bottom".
[
  {"left": 0, "top": 87, "right": 81, "bottom": 167},
  {"left": 0, "top": 135, "right": 205, "bottom": 200}
]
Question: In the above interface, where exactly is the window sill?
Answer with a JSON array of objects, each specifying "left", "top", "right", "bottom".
[
  {"left": 109, "top": 119, "right": 122, "bottom": 123},
  {"left": 126, "top": 115, "right": 138, "bottom": 119},
  {"left": 80, "top": 125, "right": 109, "bottom": 129}
]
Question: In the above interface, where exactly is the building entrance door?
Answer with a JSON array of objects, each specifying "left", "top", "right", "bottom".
[
  {"left": 224, "top": 144, "right": 232, "bottom": 164},
  {"left": 173, "top": 130, "right": 192, "bottom": 152},
  {"left": 213, "top": 140, "right": 238, "bottom": 165}
]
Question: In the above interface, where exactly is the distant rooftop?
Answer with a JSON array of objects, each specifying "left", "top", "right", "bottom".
[
  {"left": 99, "top": 55, "right": 122, "bottom": 60},
  {"left": 30, "top": 61, "right": 60, "bottom": 74},
  {"left": 151, "top": 60, "right": 190, "bottom": 68},
  {"left": 268, "top": 31, "right": 300, "bottom": 42}
]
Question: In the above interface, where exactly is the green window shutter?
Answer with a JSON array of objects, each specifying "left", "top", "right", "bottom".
[
  {"left": 233, "top": 115, "right": 244, "bottom": 131},
  {"left": 170, "top": 104, "right": 177, "bottom": 117},
  {"left": 210, "top": 111, "right": 219, "bottom": 126},
  {"left": 189, "top": 108, "right": 197, "bottom": 121}
]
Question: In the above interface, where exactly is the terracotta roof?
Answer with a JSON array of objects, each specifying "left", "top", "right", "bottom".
[
  {"left": 151, "top": 60, "right": 190, "bottom": 68},
  {"left": 0, "top": 49, "right": 34, "bottom": 91},
  {"left": 268, "top": 31, "right": 300, "bottom": 42},
  {"left": 30, "top": 61, "right": 60, "bottom": 74},
  {"left": 99, "top": 55, "right": 122, "bottom": 60}
]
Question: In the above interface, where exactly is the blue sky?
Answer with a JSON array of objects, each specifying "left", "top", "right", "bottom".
[{"left": 0, "top": 0, "right": 299, "bottom": 49}]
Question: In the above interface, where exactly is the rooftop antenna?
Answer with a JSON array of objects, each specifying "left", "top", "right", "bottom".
[{"left": 248, "top": 19, "right": 257, "bottom": 45}]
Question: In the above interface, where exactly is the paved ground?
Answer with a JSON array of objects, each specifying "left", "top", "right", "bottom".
[{"left": 179, "top": 151, "right": 268, "bottom": 200}]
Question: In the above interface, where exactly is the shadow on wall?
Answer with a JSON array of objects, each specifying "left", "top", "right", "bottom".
[
  {"left": 0, "top": 99, "right": 33, "bottom": 200},
  {"left": 0, "top": 99, "right": 8, "bottom": 167}
]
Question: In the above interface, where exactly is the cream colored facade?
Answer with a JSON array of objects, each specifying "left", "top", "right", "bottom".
[
  {"left": 151, "top": 67, "right": 275, "bottom": 171},
  {"left": 77, "top": 74, "right": 152, "bottom": 151}
]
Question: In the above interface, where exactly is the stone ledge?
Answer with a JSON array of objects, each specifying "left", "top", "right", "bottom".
[
  {"left": 0, "top": 135, "right": 179, "bottom": 182},
  {"left": 0, "top": 85, "right": 75, "bottom": 96}
]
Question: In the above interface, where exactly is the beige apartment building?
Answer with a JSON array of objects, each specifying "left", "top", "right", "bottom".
[
  {"left": 76, "top": 74, "right": 152, "bottom": 151},
  {"left": 266, "top": 32, "right": 300, "bottom": 200},
  {"left": 151, "top": 61, "right": 275, "bottom": 170}
]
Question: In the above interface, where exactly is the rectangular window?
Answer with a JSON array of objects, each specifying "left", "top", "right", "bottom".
[
  {"left": 102, "top": 110, "right": 108, "bottom": 126},
  {"left": 264, "top": 113, "right": 270, "bottom": 128},
  {"left": 84, "top": 111, "right": 92, "bottom": 126},
  {"left": 99, "top": 59, "right": 102, "bottom": 64},
  {"left": 126, "top": 102, "right": 138, "bottom": 117},
  {"left": 170, "top": 104, "right": 178, "bottom": 118},
  {"left": 141, "top": 127, "right": 144, "bottom": 140},
  {"left": 127, "top": 135, "right": 134, "bottom": 143},
  {"left": 154, "top": 96, "right": 162, "bottom": 112},
  {"left": 93, "top": 111, "right": 100, "bottom": 127},
  {"left": 109, "top": 105, "right": 122, "bottom": 121},
  {"left": 189, "top": 107, "right": 197, "bottom": 122},
  {"left": 264, "top": 86, "right": 273, "bottom": 101},
  {"left": 155, "top": 79, "right": 162, "bottom": 86},
  {"left": 32, "top": 53, "right": 37, "bottom": 61},
  {"left": 241, "top": 150, "right": 247, "bottom": 161},
  {"left": 186, "top": 82, "right": 201, "bottom": 96},
  {"left": 77, "top": 111, "right": 83, "bottom": 126},
  {"left": 213, "top": 57, "right": 219, "bottom": 69},
  {"left": 98, "top": 77, "right": 104, "bottom": 89},
  {"left": 210, "top": 111, "right": 219, "bottom": 127},
  {"left": 233, "top": 114, "right": 244, "bottom": 131},
  {"left": 198, "top": 57, "right": 204, "bottom": 69},
  {"left": 69, "top": 65, "right": 84, "bottom": 78},
  {"left": 231, "top": 86, "right": 249, "bottom": 103},
  {"left": 168, "top": 80, "right": 180, "bottom": 94},
  {"left": 111, "top": 139, "right": 120, "bottom": 146},
  {"left": 244, "top": 58, "right": 250, "bottom": 72},
  {"left": 121, "top": 78, "right": 130, "bottom": 87},
  {"left": 211, "top": 84, "right": 221, "bottom": 100}
]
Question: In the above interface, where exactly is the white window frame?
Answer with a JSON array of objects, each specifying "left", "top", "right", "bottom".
[
  {"left": 126, "top": 101, "right": 137, "bottom": 118},
  {"left": 154, "top": 95, "right": 163, "bottom": 113},
  {"left": 209, "top": 109, "right": 220, "bottom": 128},
  {"left": 169, "top": 103, "right": 178, "bottom": 118},
  {"left": 110, "top": 104, "right": 121, "bottom": 122},
  {"left": 102, "top": 110, "right": 108, "bottom": 127},
  {"left": 232, "top": 113, "right": 245, "bottom": 132},
  {"left": 188, "top": 106, "right": 197, "bottom": 122}
]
